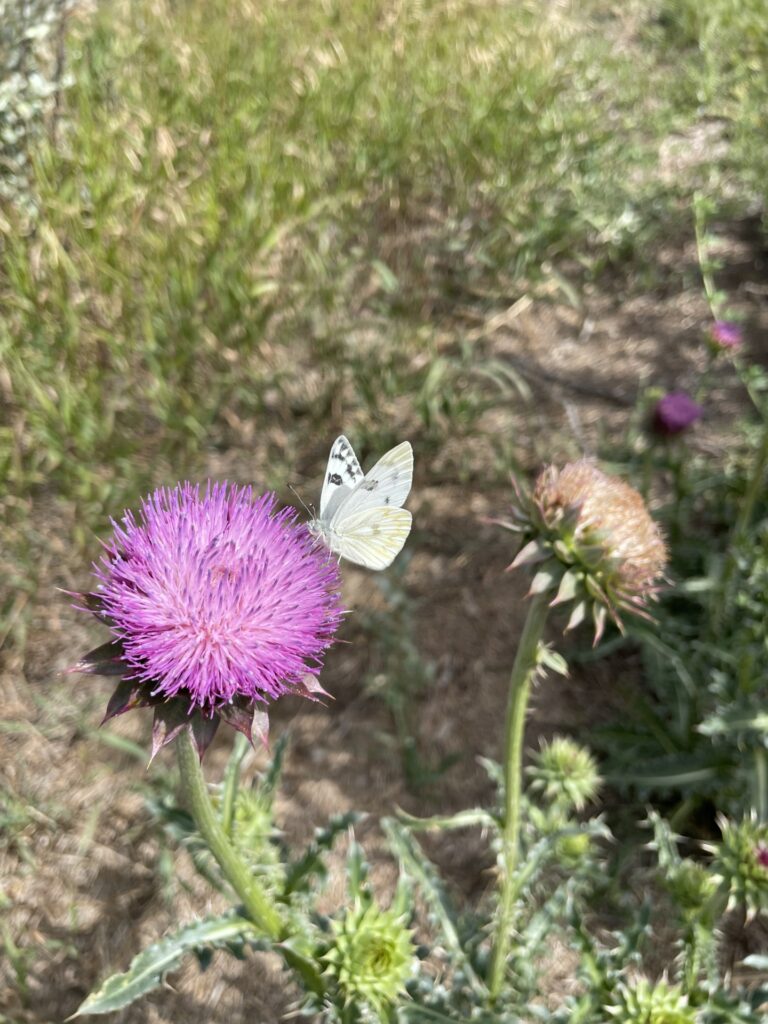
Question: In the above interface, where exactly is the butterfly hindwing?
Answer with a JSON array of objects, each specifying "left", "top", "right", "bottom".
[
  {"left": 319, "top": 435, "right": 364, "bottom": 518},
  {"left": 333, "top": 506, "right": 413, "bottom": 570}
]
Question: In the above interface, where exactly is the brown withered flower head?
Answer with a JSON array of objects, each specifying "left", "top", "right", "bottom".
[{"left": 500, "top": 461, "right": 667, "bottom": 641}]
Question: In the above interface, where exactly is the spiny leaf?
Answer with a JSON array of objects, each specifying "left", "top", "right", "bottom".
[
  {"left": 700, "top": 708, "right": 768, "bottom": 737},
  {"left": 395, "top": 807, "right": 498, "bottom": 832},
  {"left": 261, "top": 732, "right": 290, "bottom": 801},
  {"left": 276, "top": 936, "right": 326, "bottom": 998},
  {"left": 381, "top": 817, "right": 486, "bottom": 998},
  {"left": 71, "top": 911, "right": 262, "bottom": 1015}
]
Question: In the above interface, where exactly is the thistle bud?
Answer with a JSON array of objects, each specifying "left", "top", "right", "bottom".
[
  {"left": 709, "top": 320, "right": 743, "bottom": 352},
  {"left": 606, "top": 978, "right": 696, "bottom": 1024},
  {"left": 710, "top": 815, "right": 768, "bottom": 916},
  {"left": 503, "top": 461, "right": 667, "bottom": 641},
  {"left": 665, "top": 859, "right": 718, "bottom": 919},
  {"left": 323, "top": 900, "right": 416, "bottom": 1015},
  {"left": 527, "top": 736, "right": 601, "bottom": 812},
  {"left": 652, "top": 391, "right": 703, "bottom": 436}
]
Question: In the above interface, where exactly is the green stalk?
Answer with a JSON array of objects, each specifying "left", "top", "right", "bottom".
[
  {"left": 176, "top": 726, "right": 283, "bottom": 940},
  {"left": 734, "top": 417, "right": 768, "bottom": 544},
  {"left": 488, "top": 591, "right": 551, "bottom": 1001},
  {"left": 693, "top": 193, "right": 720, "bottom": 320},
  {"left": 713, "top": 417, "right": 768, "bottom": 633}
]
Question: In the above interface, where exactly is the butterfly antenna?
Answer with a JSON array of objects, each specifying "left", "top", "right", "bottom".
[{"left": 288, "top": 482, "right": 314, "bottom": 519}]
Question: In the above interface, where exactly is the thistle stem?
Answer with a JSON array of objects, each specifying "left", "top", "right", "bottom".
[
  {"left": 176, "top": 726, "right": 283, "bottom": 940},
  {"left": 755, "top": 747, "right": 768, "bottom": 823},
  {"left": 713, "top": 415, "right": 768, "bottom": 632},
  {"left": 488, "top": 591, "right": 551, "bottom": 1001}
]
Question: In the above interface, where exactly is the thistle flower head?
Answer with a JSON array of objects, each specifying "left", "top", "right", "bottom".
[
  {"left": 323, "top": 899, "right": 416, "bottom": 1016},
  {"left": 709, "top": 320, "right": 743, "bottom": 352},
  {"left": 501, "top": 461, "right": 667, "bottom": 640},
  {"left": 652, "top": 391, "right": 703, "bottom": 436},
  {"left": 72, "top": 482, "right": 343, "bottom": 759},
  {"left": 711, "top": 814, "right": 768, "bottom": 916},
  {"left": 527, "top": 736, "right": 601, "bottom": 811},
  {"left": 606, "top": 978, "right": 696, "bottom": 1024}
]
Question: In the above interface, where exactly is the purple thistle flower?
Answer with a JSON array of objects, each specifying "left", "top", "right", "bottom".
[
  {"left": 710, "top": 320, "right": 743, "bottom": 351},
  {"left": 72, "top": 483, "right": 343, "bottom": 759},
  {"left": 757, "top": 844, "right": 768, "bottom": 870},
  {"left": 652, "top": 391, "right": 704, "bottom": 437}
]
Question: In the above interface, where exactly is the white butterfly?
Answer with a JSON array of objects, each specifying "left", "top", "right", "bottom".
[{"left": 308, "top": 435, "right": 413, "bottom": 570}]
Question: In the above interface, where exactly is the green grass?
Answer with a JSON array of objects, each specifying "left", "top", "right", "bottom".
[{"left": 1, "top": 0, "right": 767, "bottom": 643}]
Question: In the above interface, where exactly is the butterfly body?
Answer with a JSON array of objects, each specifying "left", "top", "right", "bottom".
[{"left": 308, "top": 436, "right": 413, "bottom": 570}]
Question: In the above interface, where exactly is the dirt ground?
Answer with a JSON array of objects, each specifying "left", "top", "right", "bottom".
[{"left": 2, "top": 219, "right": 768, "bottom": 1023}]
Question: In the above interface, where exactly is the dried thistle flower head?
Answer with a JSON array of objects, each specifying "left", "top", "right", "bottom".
[{"left": 502, "top": 461, "right": 667, "bottom": 641}]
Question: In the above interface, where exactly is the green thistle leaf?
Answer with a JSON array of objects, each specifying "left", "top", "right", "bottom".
[{"left": 71, "top": 911, "right": 262, "bottom": 1016}]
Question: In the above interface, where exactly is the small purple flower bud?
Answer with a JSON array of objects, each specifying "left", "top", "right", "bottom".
[
  {"left": 757, "top": 843, "right": 768, "bottom": 869},
  {"left": 652, "top": 391, "right": 704, "bottom": 436},
  {"left": 710, "top": 320, "right": 743, "bottom": 351}
]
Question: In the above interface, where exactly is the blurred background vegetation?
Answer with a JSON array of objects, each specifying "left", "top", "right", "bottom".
[{"left": 3, "top": 0, "right": 767, "bottom": 582}]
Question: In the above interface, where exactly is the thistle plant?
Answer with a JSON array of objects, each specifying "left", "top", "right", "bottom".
[
  {"left": 70, "top": 480, "right": 401, "bottom": 1017},
  {"left": 485, "top": 460, "right": 666, "bottom": 998},
  {"left": 75, "top": 485, "right": 344, "bottom": 936}
]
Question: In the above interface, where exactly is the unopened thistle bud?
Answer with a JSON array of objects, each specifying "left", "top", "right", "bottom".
[
  {"left": 665, "top": 859, "right": 718, "bottom": 919},
  {"left": 606, "top": 978, "right": 696, "bottom": 1024},
  {"left": 710, "top": 815, "right": 768, "bottom": 917},
  {"left": 527, "top": 736, "right": 601, "bottom": 812},
  {"left": 501, "top": 461, "right": 667, "bottom": 641},
  {"left": 323, "top": 899, "right": 416, "bottom": 1016}
]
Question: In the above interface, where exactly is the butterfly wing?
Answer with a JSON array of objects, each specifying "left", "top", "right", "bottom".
[
  {"left": 332, "top": 506, "right": 412, "bottom": 570},
  {"left": 319, "top": 435, "right": 364, "bottom": 519},
  {"left": 329, "top": 440, "right": 413, "bottom": 521}
]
